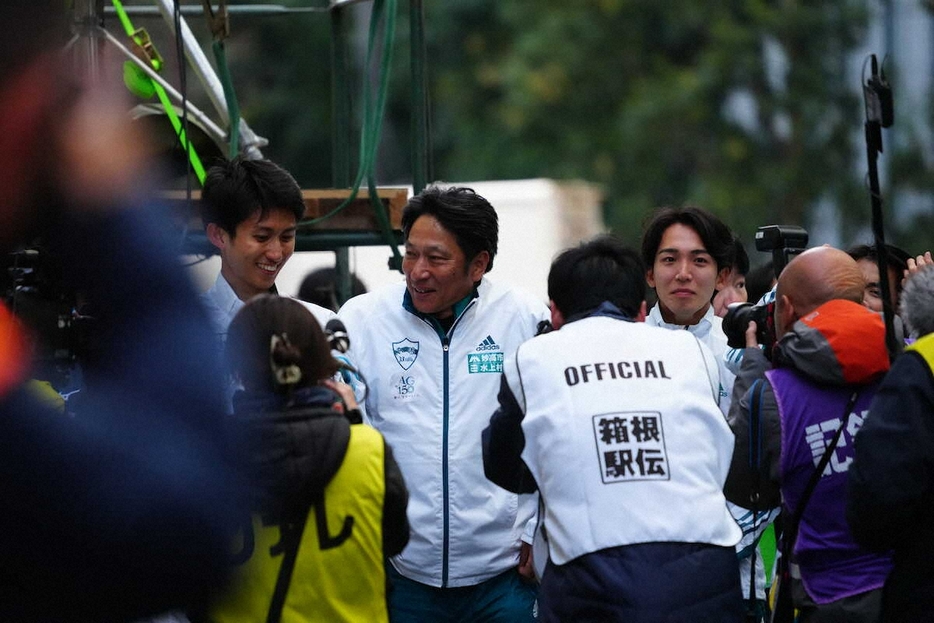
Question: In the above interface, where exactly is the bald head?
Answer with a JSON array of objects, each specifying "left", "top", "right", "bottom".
[
  {"left": 777, "top": 247, "right": 865, "bottom": 315},
  {"left": 773, "top": 247, "right": 864, "bottom": 338}
]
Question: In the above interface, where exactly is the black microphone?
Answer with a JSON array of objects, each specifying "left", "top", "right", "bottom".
[{"left": 326, "top": 318, "right": 350, "bottom": 354}]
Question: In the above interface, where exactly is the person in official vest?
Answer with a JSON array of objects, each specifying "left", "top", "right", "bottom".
[
  {"left": 848, "top": 262, "right": 934, "bottom": 623},
  {"left": 211, "top": 295, "right": 409, "bottom": 623},
  {"left": 482, "top": 235, "right": 744, "bottom": 622},
  {"left": 724, "top": 246, "right": 893, "bottom": 622}
]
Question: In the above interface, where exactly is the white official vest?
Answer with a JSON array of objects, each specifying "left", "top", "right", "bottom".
[{"left": 511, "top": 316, "right": 741, "bottom": 565}]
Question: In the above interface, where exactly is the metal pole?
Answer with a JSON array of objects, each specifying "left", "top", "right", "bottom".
[
  {"left": 101, "top": 29, "right": 228, "bottom": 144},
  {"left": 71, "top": 0, "right": 106, "bottom": 80},
  {"left": 331, "top": 4, "right": 354, "bottom": 305},
  {"left": 863, "top": 54, "right": 899, "bottom": 358},
  {"left": 154, "top": 0, "right": 266, "bottom": 159},
  {"left": 331, "top": 6, "right": 353, "bottom": 188},
  {"left": 409, "top": 0, "right": 431, "bottom": 193}
]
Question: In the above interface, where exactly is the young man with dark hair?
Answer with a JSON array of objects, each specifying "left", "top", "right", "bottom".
[
  {"left": 483, "top": 235, "right": 743, "bottom": 621},
  {"left": 200, "top": 157, "right": 334, "bottom": 342},
  {"left": 640, "top": 205, "right": 735, "bottom": 408},
  {"left": 641, "top": 206, "right": 778, "bottom": 619},
  {"left": 339, "top": 184, "right": 548, "bottom": 623}
]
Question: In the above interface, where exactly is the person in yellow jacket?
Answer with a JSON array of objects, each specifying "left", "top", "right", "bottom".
[{"left": 211, "top": 294, "right": 409, "bottom": 623}]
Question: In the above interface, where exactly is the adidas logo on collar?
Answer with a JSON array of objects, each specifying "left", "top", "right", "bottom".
[{"left": 477, "top": 335, "right": 500, "bottom": 351}]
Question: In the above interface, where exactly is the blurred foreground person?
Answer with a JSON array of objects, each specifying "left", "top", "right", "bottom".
[
  {"left": 0, "top": 6, "right": 237, "bottom": 621},
  {"left": 211, "top": 295, "right": 409, "bottom": 623},
  {"left": 483, "top": 236, "right": 743, "bottom": 622},
  {"left": 848, "top": 264, "right": 934, "bottom": 623}
]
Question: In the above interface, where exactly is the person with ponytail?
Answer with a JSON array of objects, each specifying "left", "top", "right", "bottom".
[{"left": 210, "top": 294, "right": 409, "bottom": 623}]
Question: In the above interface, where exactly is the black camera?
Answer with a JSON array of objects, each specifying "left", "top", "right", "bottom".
[
  {"left": 722, "top": 300, "right": 776, "bottom": 351},
  {"left": 754, "top": 224, "right": 808, "bottom": 275},
  {"left": 722, "top": 224, "right": 809, "bottom": 356}
]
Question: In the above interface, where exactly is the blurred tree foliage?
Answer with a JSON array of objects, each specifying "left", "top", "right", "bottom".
[
  {"left": 386, "top": 0, "right": 874, "bottom": 248},
  {"left": 222, "top": 1, "right": 336, "bottom": 190},
  {"left": 215, "top": 1, "right": 931, "bottom": 255}
]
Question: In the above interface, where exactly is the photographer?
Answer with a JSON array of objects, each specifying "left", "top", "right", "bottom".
[
  {"left": 724, "top": 246, "right": 893, "bottom": 622},
  {"left": 210, "top": 295, "right": 408, "bottom": 622}
]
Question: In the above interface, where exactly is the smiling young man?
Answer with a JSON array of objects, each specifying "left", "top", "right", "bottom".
[
  {"left": 338, "top": 185, "right": 549, "bottom": 623},
  {"left": 200, "top": 157, "right": 334, "bottom": 344}
]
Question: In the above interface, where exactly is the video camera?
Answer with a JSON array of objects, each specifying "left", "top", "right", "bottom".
[{"left": 722, "top": 225, "right": 808, "bottom": 355}]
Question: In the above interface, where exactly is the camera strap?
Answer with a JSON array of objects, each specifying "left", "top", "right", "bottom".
[
  {"left": 746, "top": 379, "right": 766, "bottom": 619},
  {"left": 784, "top": 389, "right": 859, "bottom": 546}
]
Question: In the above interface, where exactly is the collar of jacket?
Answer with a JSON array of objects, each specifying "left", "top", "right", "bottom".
[
  {"left": 402, "top": 285, "right": 479, "bottom": 338},
  {"left": 232, "top": 385, "right": 336, "bottom": 414},
  {"left": 564, "top": 301, "right": 633, "bottom": 325},
  {"left": 773, "top": 298, "right": 890, "bottom": 385},
  {"left": 647, "top": 302, "right": 715, "bottom": 337}
]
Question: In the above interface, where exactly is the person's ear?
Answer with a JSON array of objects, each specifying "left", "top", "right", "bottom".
[
  {"left": 645, "top": 269, "right": 656, "bottom": 289},
  {"left": 635, "top": 300, "right": 647, "bottom": 323},
  {"left": 206, "top": 222, "right": 228, "bottom": 252},
  {"left": 468, "top": 250, "right": 491, "bottom": 282},
  {"left": 549, "top": 300, "right": 565, "bottom": 330},
  {"left": 715, "top": 266, "right": 731, "bottom": 291},
  {"left": 776, "top": 294, "right": 796, "bottom": 335}
]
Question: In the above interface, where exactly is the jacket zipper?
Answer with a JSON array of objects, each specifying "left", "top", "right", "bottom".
[
  {"left": 441, "top": 335, "right": 450, "bottom": 587},
  {"left": 413, "top": 299, "right": 475, "bottom": 588}
]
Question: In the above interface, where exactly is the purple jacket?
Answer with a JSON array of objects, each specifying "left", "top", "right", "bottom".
[{"left": 726, "top": 299, "right": 893, "bottom": 606}]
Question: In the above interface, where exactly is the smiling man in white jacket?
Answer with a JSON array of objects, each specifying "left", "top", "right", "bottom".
[{"left": 339, "top": 185, "right": 548, "bottom": 623}]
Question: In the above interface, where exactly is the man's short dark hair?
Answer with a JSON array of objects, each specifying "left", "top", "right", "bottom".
[
  {"left": 200, "top": 157, "right": 305, "bottom": 234},
  {"left": 548, "top": 235, "right": 646, "bottom": 320},
  {"left": 746, "top": 261, "right": 776, "bottom": 305},
  {"left": 847, "top": 243, "right": 910, "bottom": 275},
  {"left": 640, "top": 206, "right": 734, "bottom": 272},
  {"left": 401, "top": 185, "right": 498, "bottom": 272},
  {"left": 847, "top": 242, "right": 912, "bottom": 303}
]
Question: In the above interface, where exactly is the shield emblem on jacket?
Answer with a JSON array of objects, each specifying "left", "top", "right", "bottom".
[{"left": 392, "top": 338, "right": 420, "bottom": 370}]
